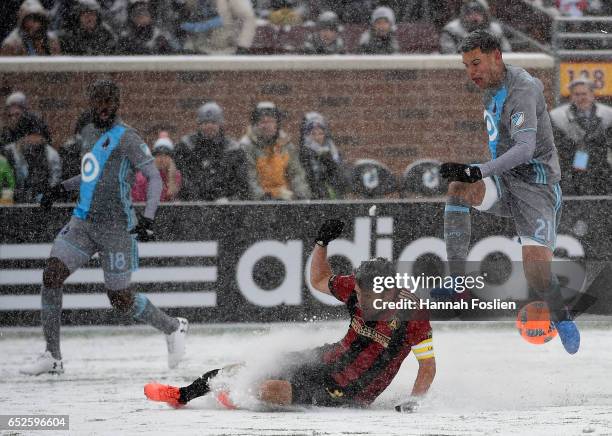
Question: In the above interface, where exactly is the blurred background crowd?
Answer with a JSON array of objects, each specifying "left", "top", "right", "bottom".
[
  {"left": 1, "top": 0, "right": 610, "bottom": 57},
  {"left": 0, "top": 0, "right": 610, "bottom": 204}
]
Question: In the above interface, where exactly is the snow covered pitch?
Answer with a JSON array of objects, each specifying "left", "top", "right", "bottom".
[{"left": 2, "top": 320, "right": 611, "bottom": 435}]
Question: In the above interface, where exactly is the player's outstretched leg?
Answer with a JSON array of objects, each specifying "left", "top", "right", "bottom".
[
  {"left": 444, "top": 183, "right": 474, "bottom": 277},
  {"left": 541, "top": 276, "right": 580, "bottom": 354},
  {"left": 21, "top": 258, "right": 69, "bottom": 376},
  {"left": 523, "top": 249, "right": 580, "bottom": 354},
  {"left": 145, "top": 369, "right": 220, "bottom": 408},
  {"left": 431, "top": 181, "right": 481, "bottom": 303},
  {"left": 107, "top": 290, "right": 188, "bottom": 368}
]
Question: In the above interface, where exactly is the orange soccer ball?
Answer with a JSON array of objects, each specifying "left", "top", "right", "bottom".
[{"left": 516, "top": 301, "right": 558, "bottom": 345}]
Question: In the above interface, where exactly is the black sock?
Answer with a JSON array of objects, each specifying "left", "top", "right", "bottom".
[
  {"left": 42, "top": 286, "right": 63, "bottom": 360},
  {"left": 179, "top": 369, "right": 220, "bottom": 404},
  {"left": 534, "top": 274, "right": 569, "bottom": 322}
]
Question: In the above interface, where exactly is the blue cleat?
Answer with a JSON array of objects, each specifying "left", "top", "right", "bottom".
[{"left": 555, "top": 320, "right": 580, "bottom": 354}]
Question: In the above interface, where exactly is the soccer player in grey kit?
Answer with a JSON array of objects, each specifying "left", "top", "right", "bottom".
[
  {"left": 439, "top": 30, "right": 580, "bottom": 354},
  {"left": 21, "top": 80, "right": 188, "bottom": 375}
]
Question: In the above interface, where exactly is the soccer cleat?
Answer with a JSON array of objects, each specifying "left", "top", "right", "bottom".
[
  {"left": 144, "top": 382, "right": 184, "bottom": 408},
  {"left": 20, "top": 351, "right": 64, "bottom": 376},
  {"left": 555, "top": 320, "right": 580, "bottom": 354},
  {"left": 216, "top": 390, "right": 238, "bottom": 410},
  {"left": 166, "top": 317, "right": 188, "bottom": 369}
]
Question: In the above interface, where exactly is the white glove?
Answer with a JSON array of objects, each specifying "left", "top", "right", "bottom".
[{"left": 395, "top": 398, "right": 420, "bottom": 413}]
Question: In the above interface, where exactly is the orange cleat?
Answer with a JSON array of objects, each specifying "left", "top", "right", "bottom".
[
  {"left": 216, "top": 390, "right": 238, "bottom": 410},
  {"left": 144, "top": 382, "right": 184, "bottom": 409}
]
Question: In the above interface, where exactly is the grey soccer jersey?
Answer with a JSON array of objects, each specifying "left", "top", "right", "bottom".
[
  {"left": 74, "top": 119, "right": 154, "bottom": 230},
  {"left": 481, "top": 65, "right": 561, "bottom": 184}
]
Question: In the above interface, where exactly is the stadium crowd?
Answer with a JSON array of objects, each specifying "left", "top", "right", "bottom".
[
  {"left": 0, "top": 0, "right": 519, "bottom": 56},
  {"left": 1, "top": 76, "right": 610, "bottom": 205},
  {"left": 0, "top": 0, "right": 610, "bottom": 203}
]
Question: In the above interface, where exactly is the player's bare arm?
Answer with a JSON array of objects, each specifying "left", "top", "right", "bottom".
[{"left": 411, "top": 356, "right": 436, "bottom": 397}]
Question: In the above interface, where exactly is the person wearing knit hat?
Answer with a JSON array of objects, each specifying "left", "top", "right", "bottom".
[
  {"left": 2, "top": 91, "right": 31, "bottom": 146},
  {"left": 197, "top": 101, "right": 225, "bottom": 126},
  {"left": 0, "top": 0, "right": 61, "bottom": 56},
  {"left": 439, "top": 0, "right": 511, "bottom": 54},
  {"left": 302, "top": 11, "right": 346, "bottom": 55},
  {"left": 239, "top": 101, "right": 311, "bottom": 200},
  {"left": 2, "top": 112, "right": 61, "bottom": 203},
  {"left": 132, "top": 133, "right": 182, "bottom": 202},
  {"left": 58, "top": 0, "right": 118, "bottom": 55},
  {"left": 6, "top": 91, "right": 27, "bottom": 109},
  {"left": 152, "top": 135, "right": 175, "bottom": 156},
  {"left": 298, "top": 111, "right": 348, "bottom": 199},
  {"left": 356, "top": 6, "right": 399, "bottom": 54},
  {"left": 175, "top": 102, "right": 250, "bottom": 201},
  {"left": 117, "top": 0, "right": 180, "bottom": 55}
]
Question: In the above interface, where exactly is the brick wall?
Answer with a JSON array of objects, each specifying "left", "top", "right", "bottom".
[{"left": 0, "top": 57, "right": 553, "bottom": 175}]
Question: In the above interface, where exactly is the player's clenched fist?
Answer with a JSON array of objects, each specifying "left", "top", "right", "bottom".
[
  {"left": 315, "top": 219, "right": 344, "bottom": 247},
  {"left": 440, "top": 162, "right": 482, "bottom": 183}
]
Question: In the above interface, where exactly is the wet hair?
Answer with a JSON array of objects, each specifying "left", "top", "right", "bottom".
[
  {"left": 459, "top": 29, "right": 501, "bottom": 54},
  {"left": 355, "top": 257, "right": 395, "bottom": 292}
]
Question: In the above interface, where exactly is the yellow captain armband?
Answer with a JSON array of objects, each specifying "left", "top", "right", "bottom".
[{"left": 411, "top": 338, "right": 434, "bottom": 361}]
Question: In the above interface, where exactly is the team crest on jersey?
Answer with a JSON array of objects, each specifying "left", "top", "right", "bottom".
[
  {"left": 511, "top": 112, "right": 525, "bottom": 127},
  {"left": 388, "top": 318, "right": 399, "bottom": 330},
  {"left": 351, "top": 317, "right": 391, "bottom": 348},
  {"left": 483, "top": 110, "right": 498, "bottom": 142},
  {"left": 81, "top": 152, "right": 101, "bottom": 182},
  {"left": 326, "top": 388, "right": 344, "bottom": 399}
]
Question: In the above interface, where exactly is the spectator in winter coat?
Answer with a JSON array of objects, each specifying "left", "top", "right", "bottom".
[
  {"left": 240, "top": 101, "right": 311, "bottom": 200},
  {"left": 3, "top": 113, "right": 61, "bottom": 203},
  {"left": 132, "top": 134, "right": 182, "bottom": 202},
  {"left": 550, "top": 77, "right": 612, "bottom": 195},
  {"left": 117, "top": 0, "right": 180, "bottom": 54},
  {"left": 52, "top": 0, "right": 128, "bottom": 33},
  {"left": 357, "top": 6, "right": 399, "bottom": 54},
  {"left": 0, "top": 153, "right": 16, "bottom": 204},
  {"left": 1, "top": 92, "right": 31, "bottom": 147},
  {"left": 439, "top": 0, "right": 511, "bottom": 54},
  {"left": 1, "top": 0, "right": 61, "bottom": 56},
  {"left": 299, "top": 112, "right": 348, "bottom": 199},
  {"left": 58, "top": 0, "right": 117, "bottom": 55},
  {"left": 302, "top": 11, "right": 346, "bottom": 55},
  {"left": 175, "top": 102, "right": 250, "bottom": 201}
]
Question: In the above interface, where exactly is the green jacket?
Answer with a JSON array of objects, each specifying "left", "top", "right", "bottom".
[{"left": 0, "top": 155, "right": 15, "bottom": 190}]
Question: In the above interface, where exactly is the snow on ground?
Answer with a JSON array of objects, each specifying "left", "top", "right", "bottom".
[{"left": 1, "top": 320, "right": 611, "bottom": 436}]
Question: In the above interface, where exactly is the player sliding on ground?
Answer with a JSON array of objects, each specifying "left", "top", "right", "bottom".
[
  {"left": 439, "top": 29, "right": 579, "bottom": 353},
  {"left": 144, "top": 219, "right": 436, "bottom": 412}
]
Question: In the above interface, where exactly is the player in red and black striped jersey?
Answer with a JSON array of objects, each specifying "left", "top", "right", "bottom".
[{"left": 144, "top": 219, "right": 436, "bottom": 411}]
